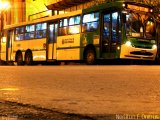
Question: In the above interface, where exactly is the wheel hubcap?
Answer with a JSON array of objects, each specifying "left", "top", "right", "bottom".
[{"left": 88, "top": 53, "right": 94, "bottom": 62}]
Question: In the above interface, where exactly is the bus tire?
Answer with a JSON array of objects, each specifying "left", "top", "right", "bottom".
[
  {"left": 25, "top": 51, "right": 33, "bottom": 65},
  {"left": 84, "top": 48, "right": 96, "bottom": 65},
  {"left": 16, "top": 52, "right": 23, "bottom": 65}
]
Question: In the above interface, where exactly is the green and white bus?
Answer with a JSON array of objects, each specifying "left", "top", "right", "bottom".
[{"left": 0, "top": 1, "right": 158, "bottom": 65}]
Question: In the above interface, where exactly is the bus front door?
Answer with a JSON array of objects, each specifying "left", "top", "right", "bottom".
[
  {"left": 7, "top": 30, "right": 14, "bottom": 62},
  {"left": 47, "top": 23, "right": 58, "bottom": 61},
  {"left": 101, "top": 12, "right": 121, "bottom": 59}
]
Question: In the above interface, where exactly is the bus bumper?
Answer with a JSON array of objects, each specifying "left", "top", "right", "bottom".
[{"left": 120, "top": 44, "right": 157, "bottom": 61}]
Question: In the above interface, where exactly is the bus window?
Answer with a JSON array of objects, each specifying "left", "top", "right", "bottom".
[
  {"left": 59, "top": 18, "right": 68, "bottom": 36},
  {"left": 126, "top": 12, "right": 142, "bottom": 37},
  {"left": 103, "top": 14, "right": 110, "bottom": 38},
  {"left": 35, "top": 23, "right": 47, "bottom": 39},
  {"left": 60, "top": 19, "right": 63, "bottom": 27},
  {"left": 15, "top": 27, "right": 25, "bottom": 40},
  {"left": 112, "top": 12, "right": 121, "bottom": 42},
  {"left": 82, "top": 12, "right": 99, "bottom": 32},
  {"left": 69, "top": 16, "right": 80, "bottom": 25},
  {"left": 126, "top": 12, "right": 155, "bottom": 39},
  {"left": 145, "top": 19, "right": 155, "bottom": 39},
  {"left": 25, "top": 25, "right": 35, "bottom": 39},
  {"left": 68, "top": 15, "right": 81, "bottom": 34},
  {"left": 64, "top": 19, "right": 68, "bottom": 26}
]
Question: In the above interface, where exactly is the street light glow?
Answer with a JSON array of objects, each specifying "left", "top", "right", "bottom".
[
  {"left": 3, "top": 2, "right": 10, "bottom": 10},
  {"left": 0, "top": 88, "right": 19, "bottom": 91},
  {"left": 0, "top": 1, "right": 10, "bottom": 11}
]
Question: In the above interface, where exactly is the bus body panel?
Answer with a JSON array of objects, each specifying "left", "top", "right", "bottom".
[
  {"left": 57, "top": 34, "right": 81, "bottom": 48},
  {"left": 12, "top": 38, "right": 47, "bottom": 61},
  {"left": 57, "top": 48, "right": 80, "bottom": 60},
  {"left": 32, "top": 50, "right": 46, "bottom": 61},
  {"left": 56, "top": 34, "right": 81, "bottom": 60}
]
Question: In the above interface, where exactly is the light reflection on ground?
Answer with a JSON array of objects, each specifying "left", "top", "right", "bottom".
[
  {"left": 0, "top": 116, "right": 19, "bottom": 120},
  {"left": 0, "top": 88, "right": 19, "bottom": 91}
]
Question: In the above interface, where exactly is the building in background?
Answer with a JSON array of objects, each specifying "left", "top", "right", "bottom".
[{"left": 2, "top": 0, "right": 160, "bottom": 28}]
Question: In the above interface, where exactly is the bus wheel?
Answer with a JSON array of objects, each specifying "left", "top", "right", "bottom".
[
  {"left": 25, "top": 52, "right": 33, "bottom": 65},
  {"left": 16, "top": 52, "right": 23, "bottom": 65},
  {"left": 84, "top": 48, "right": 96, "bottom": 65}
]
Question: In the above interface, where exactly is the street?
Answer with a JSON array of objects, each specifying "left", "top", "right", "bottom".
[{"left": 0, "top": 65, "right": 160, "bottom": 120}]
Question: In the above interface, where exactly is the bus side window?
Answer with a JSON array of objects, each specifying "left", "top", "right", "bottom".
[
  {"left": 25, "top": 25, "right": 35, "bottom": 40},
  {"left": 82, "top": 12, "right": 99, "bottom": 32},
  {"left": 68, "top": 15, "right": 81, "bottom": 34},
  {"left": 63, "top": 27, "right": 68, "bottom": 35},
  {"left": 59, "top": 27, "right": 67, "bottom": 36},
  {"left": 35, "top": 23, "right": 47, "bottom": 39},
  {"left": 36, "top": 31, "right": 42, "bottom": 38},
  {"left": 25, "top": 33, "right": 30, "bottom": 39},
  {"left": 15, "top": 27, "right": 24, "bottom": 40},
  {"left": 82, "top": 23, "right": 87, "bottom": 32},
  {"left": 59, "top": 18, "right": 68, "bottom": 36}
]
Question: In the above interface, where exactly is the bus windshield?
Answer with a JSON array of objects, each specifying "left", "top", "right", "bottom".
[{"left": 126, "top": 11, "right": 155, "bottom": 39}]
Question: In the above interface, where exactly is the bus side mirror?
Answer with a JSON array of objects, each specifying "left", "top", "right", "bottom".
[{"left": 122, "top": 13, "right": 126, "bottom": 23}]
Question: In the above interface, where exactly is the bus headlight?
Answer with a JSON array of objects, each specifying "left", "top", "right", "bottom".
[
  {"left": 152, "top": 44, "right": 157, "bottom": 49},
  {"left": 125, "top": 41, "right": 132, "bottom": 47}
]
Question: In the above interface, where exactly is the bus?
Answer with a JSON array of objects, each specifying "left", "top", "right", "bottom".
[{"left": 0, "top": 1, "right": 158, "bottom": 65}]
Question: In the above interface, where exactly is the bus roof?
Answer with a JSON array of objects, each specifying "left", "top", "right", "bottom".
[
  {"left": 4, "top": 9, "right": 82, "bottom": 30},
  {"left": 82, "top": 1, "right": 124, "bottom": 13},
  {"left": 82, "top": 1, "right": 153, "bottom": 13}
]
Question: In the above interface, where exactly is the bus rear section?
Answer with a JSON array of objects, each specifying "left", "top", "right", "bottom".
[{"left": 5, "top": 23, "right": 48, "bottom": 65}]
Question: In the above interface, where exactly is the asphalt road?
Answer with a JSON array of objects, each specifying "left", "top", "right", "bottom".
[{"left": 0, "top": 65, "right": 160, "bottom": 119}]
